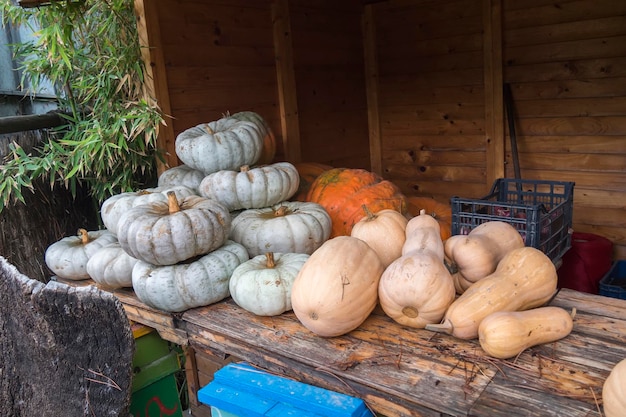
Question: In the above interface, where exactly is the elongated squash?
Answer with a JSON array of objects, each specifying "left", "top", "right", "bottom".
[
  {"left": 425, "top": 246, "right": 558, "bottom": 340},
  {"left": 378, "top": 209, "right": 455, "bottom": 328},
  {"left": 603, "top": 358, "right": 626, "bottom": 417},
  {"left": 478, "top": 307, "right": 575, "bottom": 359}
]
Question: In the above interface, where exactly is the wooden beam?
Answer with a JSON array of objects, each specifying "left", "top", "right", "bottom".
[
  {"left": 362, "top": 5, "right": 382, "bottom": 175},
  {"left": 272, "top": 0, "right": 301, "bottom": 163},
  {"left": 483, "top": 0, "right": 504, "bottom": 190},
  {"left": 134, "top": 0, "right": 178, "bottom": 174},
  {"left": 0, "top": 112, "right": 66, "bottom": 134}
]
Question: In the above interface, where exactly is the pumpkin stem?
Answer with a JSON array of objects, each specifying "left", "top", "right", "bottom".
[
  {"left": 77, "top": 228, "right": 90, "bottom": 244},
  {"left": 166, "top": 191, "right": 181, "bottom": 214},
  {"left": 274, "top": 205, "right": 289, "bottom": 217},
  {"left": 425, "top": 319, "right": 454, "bottom": 335},
  {"left": 419, "top": 209, "right": 426, "bottom": 216},
  {"left": 240, "top": 165, "right": 250, "bottom": 172},
  {"left": 265, "top": 252, "right": 276, "bottom": 268},
  {"left": 361, "top": 204, "right": 377, "bottom": 221},
  {"left": 570, "top": 308, "right": 577, "bottom": 319},
  {"left": 204, "top": 124, "right": 214, "bottom": 135}
]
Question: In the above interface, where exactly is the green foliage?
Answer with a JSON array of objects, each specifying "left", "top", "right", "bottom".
[{"left": 0, "top": 0, "right": 164, "bottom": 212}]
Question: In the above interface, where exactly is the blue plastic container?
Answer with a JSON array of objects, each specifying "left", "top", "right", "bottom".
[
  {"left": 599, "top": 260, "right": 626, "bottom": 300},
  {"left": 197, "top": 362, "right": 374, "bottom": 417}
]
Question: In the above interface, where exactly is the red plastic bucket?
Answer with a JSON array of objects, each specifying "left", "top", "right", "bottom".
[{"left": 557, "top": 232, "right": 613, "bottom": 294}]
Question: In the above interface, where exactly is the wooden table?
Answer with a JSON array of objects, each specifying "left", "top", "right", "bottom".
[{"left": 61, "top": 279, "right": 625, "bottom": 417}]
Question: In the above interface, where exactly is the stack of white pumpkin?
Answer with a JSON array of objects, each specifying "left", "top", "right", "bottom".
[{"left": 45, "top": 111, "right": 332, "bottom": 316}]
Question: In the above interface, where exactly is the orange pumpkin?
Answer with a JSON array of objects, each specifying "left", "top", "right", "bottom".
[
  {"left": 293, "top": 162, "right": 334, "bottom": 202},
  {"left": 406, "top": 196, "right": 452, "bottom": 240},
  {"left": 305, "top": 168, "right": 407, "bottom": 237}
]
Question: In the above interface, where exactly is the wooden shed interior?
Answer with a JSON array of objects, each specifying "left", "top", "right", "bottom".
[{"left": 134, "top": 0, "right": 626, "bottom": 260}]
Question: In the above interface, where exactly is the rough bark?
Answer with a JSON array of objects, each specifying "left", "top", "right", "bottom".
[{"left": 0, "top": 256, "right": 134, "bottom": 417}]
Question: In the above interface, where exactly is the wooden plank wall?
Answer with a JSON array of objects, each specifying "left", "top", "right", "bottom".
[
  {"left": 370, "top": 0, "right": 626, "bottom": 259},
  {"left": 502, "top": 0, "right": 626, "bottom": 259},
  {"left": 144, "top": 0, "right": 367, "bottom": 168},
  {"left": 288, "top": 0, "right": 370, "bottom": 168},
  {"left": 141, "top": 0, "right": 625, "bottom": 258},
  {"left": 370, "top": 0, "right": 490, "bottom": 201}
]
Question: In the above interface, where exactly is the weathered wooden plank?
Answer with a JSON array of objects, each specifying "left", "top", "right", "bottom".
[
  {"left": 378, "top": 32, "right": 484, "bottom": 60},
  {"left": 384, "top": 163, "right": 486, "bottom": 183},
  {"left": 381, "top": 50, "right": 484, "bottom": 75},
  {"left": 383, "top": 149, "right": 485, "bottom": 166},
  {"left": 384, "top": 134, "right": 487, "bottom": 151},
  {"left": 135, "top": 0, "right": 178, "bottom": 173},
  {"left": 505, "top": 35, "right": 626, "bottom": 66},
  {"left": 384, "top": 102, "right": 486, "bottom": 121},
  {"left": 511, "top": 152, "right": 626, "bottom": 172},
  {"left": 381, "top": 118, "right": 485, "bottom": 136},
  {"left": 515, "top": 116, "right": 626, "bottom": 136},
  {"left": 505, "top": 57, "right": 626, "bottom": 83},
  {"left": 505, "top": 15, "right": 626, "bottom": 47},
  {"left": 509, "top": 77, "right": 626, "bottom": 100},
  {"left": 363, "top": 5, "right": 382, "bottom": 174},
  {"left": 382, "top": 68, "right": 485, "bottom": 88},
  {"left": 505, "top": 135, "right": 626, "bottom": 153},
  {"left": 504, "top": 0, "right": 626, "bottom": 29},
  {"left": 514, "top": 169, "right": 625, "bottom": 191},
  {"left": 380, "top": 84, "right": 484, "bottom": 106},
  {"left": 513, "top": 97, "right": 626, "bottom": 118},
  {"left": 393, "top": 179, "right": 490, "bottom": 200},
  {"left": 374, "top": 0, "right": 483, "bottom": 25},
  {"left": 183, "top": 299, "right": 494, "bottom": 417},
  {"left": 573, "top": 207, "right": 626, "bottom": 228}
]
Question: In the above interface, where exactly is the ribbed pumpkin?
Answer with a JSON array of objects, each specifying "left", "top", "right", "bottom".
[
  {"left": 86, "top": 242, "right": 139, "bottom": 289},
  {"left": 100, "top": 185, "right": 197, "bottom": 236},
  {"left": 175, "top": 116, "right": 264, "bottom": 174},
  {"left": 406, "top": 196, "right": 452, "bottom": 240},
  {"left": 229, "top": 111, "right": 276, "bottom": 165},
  {"left": 291, "top": 236, "right": 384, "bottom": 337},
  {"left": 229, "top": 252, "right": 309, "bottom": 316},
  {"left": 198, "top": 162, "right": 300, "bottom": 211},
  {"left": 293, "top": 162, "right": 333, "bottom": 202},
  {"left": 132, "top": 240, "right": 249, "bottom": 313},
  {"left": 305, "top": 168, "right": 407, "bottom": 237},
  {"left": 45, "top": 229, "right": 118, "bottom": 280},
  {"left": 229, "top": 201, "right": 332, "bottom": 257},
  {"left": 158, "top": 164, "right": 205, "bottom": 193},
  {"left": 117, "top": 192, "right": 231, "bottom": 265}
]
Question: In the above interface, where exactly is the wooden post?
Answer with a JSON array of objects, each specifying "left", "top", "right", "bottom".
[
  {"left": 272, "top": 0, "right": 301, "bottom": 164},
  {"left": 362, "top": 5, "right": 382, "bottom": 175},
  {"left": 134, "top": 0, "right": 178, "bottom": 175},
  {"left": 483, "top": 0, "right": 504, "bottom": 190}
]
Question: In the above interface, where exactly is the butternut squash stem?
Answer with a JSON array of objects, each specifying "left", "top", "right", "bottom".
[
  {"left": 425, "top": 319, "right": 454, "bottom": 335},
  {"left": 166, "top": 191, "right": 181, "bottom": 214},
  {"left": 77, "top": 228, "right": 90, "bottom": 244},
  {"left": 265, "top": 252, "right": 276, "bottom": 268}
]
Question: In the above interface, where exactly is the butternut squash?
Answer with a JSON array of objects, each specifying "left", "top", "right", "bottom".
[
  {"left": 603, "top": 358, "right": 626, "bottom": 417},
  {"left": 478, "top": 307, "right": 575, "bottom": 359},
  {"left": 444, "top": 221, "right": 524, "bottom": 291},
  {"left": 402, "top": 209, "right": 444, "bottom": 260},
  {"left": 351, "top": 205, "right": 408, "bottom": 268},
  {"left": 378, "top": 209, "right": 456, "bottom": 328},
  {"left": 425, "top": 246, "right": 558, "bottom": 340}
]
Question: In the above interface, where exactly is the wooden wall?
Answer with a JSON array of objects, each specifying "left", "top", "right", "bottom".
[
  {"left": 369, "top": 0, "right": 626, "bottom": 259},
  {"left": 502, "top": 0, "right": 626, "bottom": 259},
  {"left": 136, "top": 0, "right": 626, "bottom": 259}
]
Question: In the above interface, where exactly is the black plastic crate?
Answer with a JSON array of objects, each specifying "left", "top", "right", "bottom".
[
  {"left": 599, "top": 260, "right": 626, "bottom": 300},
  {"left": 451, "top": 178, "right": 575, "bottom": 263}
]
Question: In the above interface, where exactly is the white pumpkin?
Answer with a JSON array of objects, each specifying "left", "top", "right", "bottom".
[
  {"left": 229, "top": 252, "right": 309, "bottom": 316},
  {"left": 86, "top": 242, "right": 139, "bottom": 289},
  {"left": 45, "top": 229, "right": 117, "bottom": 280},
  {"left": 158, "top": 164, "right": 205, "bottom": 193},
  {"left": 198, "top": 162, "right": 300, "bottom": 211},
  {"left": 132, "top": 240, "right": 249, "bottom": 312},
  {"left": 100, "top": 185, "right": 196, "bottom": 236},
  {"left": 175, "top": 117, "right": 264, "bottom": 175},
  {"left": 229, "top": 201, "right": 332, "bottom": 257},
  {"left": 117, "top": 192, "right": 231, "bottom": 265}
]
